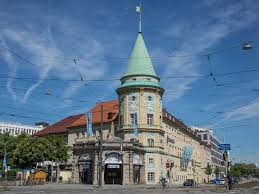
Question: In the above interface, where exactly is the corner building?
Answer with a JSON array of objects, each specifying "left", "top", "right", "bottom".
[
  {"left": 54, "top": 31, "right": 215, "bottom": 185},
  {"left": 116, "top": 32, "right": 212, "bottom": 184},
  {"left": 116, "top": 32, "right": 165, "bottom": 184}
]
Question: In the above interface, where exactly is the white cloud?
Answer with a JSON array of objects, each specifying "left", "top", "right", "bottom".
[
  {"left": 0, "top": 37, "right": 17, "bottom": 101},
  {"left": 161, "top": 1, "right": 259, "bottom": 102},
  {"left": 2, "top": 27, "right": 60, "bottom": 103},
  {"left": 1, "top": 22, "right": 109, "bottom": 104},
  {"left": 225, "top": 98, "right": 259, "bottom": 121}
]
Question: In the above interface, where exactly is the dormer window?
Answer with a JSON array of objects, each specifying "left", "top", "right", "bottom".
[{"left": 107, "top": 112, "right": 114, "bottom": 119}]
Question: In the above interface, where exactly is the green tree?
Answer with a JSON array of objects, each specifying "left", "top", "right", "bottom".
[
  {"left": 214, "top": 166, "right": 220, "bottom": 178},
  {"left": 0, "top": 133, "right": 70, "bottom": 169},
  {"left": 229, "top": 163, "right": 258, "bottom": 177},
  {"left": 0, "top": 133, "right": 16, "bottom": 168},
  {"left": 205, "top": 163, "right": 213, "bottom": 182}
]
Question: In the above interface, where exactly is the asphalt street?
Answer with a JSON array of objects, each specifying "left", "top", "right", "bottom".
[{"left": 1, "top": 184, "right": 259, "bottom": 194}]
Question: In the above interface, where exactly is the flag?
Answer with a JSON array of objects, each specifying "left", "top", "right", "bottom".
[
  {"left": 136, "top": 6, "right": 141, "bottom": 13},
  {"left": 134, "top": 124, "right": 138, "bottom": 138},
  {"left": 86, "top": 112, "right": 93, "bottom": 137}
]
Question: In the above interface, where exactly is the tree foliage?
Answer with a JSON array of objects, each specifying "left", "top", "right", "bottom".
[
  {"left": 205, "top": 163, "right": 213, "bottom": 176},
  {"left": 0, "top": 133, "right": 70, "bottom": 169},
  {"left": 214, "top": 166, "right": 220, "bottom": 178},
  {"left": 229, "top": 163, "right": 258, "bottom": 177}
]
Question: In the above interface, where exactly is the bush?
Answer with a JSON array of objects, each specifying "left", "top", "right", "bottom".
[
  {"left": 0, "top": 169, "right": 20, "bottom": 181},
  {"left": 58, "top": 176, "right": 63, "bottom": 183},
  {"left": 52, "top": 176, "right": 57, "bottom": 182}
]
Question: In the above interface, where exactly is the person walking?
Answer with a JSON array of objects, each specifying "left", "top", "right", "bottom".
[{"left": 227, "top": 175, "right": 233, "bottom": 190}]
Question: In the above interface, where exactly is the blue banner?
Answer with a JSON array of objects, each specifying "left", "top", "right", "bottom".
[
  {"left": 133, "top": 124, "right": 138, "bottom": 138},
  {"left": 3, "top": 146, "right": 7, "bottom": 170},
  {"left": 3, "top": 158, "right": 7, "bottom": 169},
  {"left": 86, "top": 112, "right": 93, "bottom": 137},
  {"left": 181, "top": 145, "right": 193, "bottom": 169}
]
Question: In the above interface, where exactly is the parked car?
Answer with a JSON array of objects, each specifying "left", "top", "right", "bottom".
[
  {"left": 219, "top": 179, "right": 226, "bottom": 185},
  {"left": 183, "top": 179, "right": 196, "bottom": 187}
]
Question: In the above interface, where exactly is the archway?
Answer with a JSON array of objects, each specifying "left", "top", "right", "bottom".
[
  {"left": 133, "top": 153, "right": 143, "bottom": 184},
  {"left": 104, "top": 152, "right": 123, "bottom": 184},
  {"left": 78, "top": 155, "right": 93, "bottom": 184}
]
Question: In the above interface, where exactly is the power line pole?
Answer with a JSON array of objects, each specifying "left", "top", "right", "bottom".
[
  {"left": 51, "top": 160, "right": 53, "bottom": 183},
  {"left": 3, "top": 143, "right": 7, "bottom": 182},
  {"left": 98, "top": 104, "right": 103, "bottom": 187}
]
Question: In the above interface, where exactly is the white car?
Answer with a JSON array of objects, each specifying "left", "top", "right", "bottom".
[{"left": 219, "top": 179, "right": 226, "bottom": 185}]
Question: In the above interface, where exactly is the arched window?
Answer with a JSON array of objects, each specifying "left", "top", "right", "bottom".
[
  {"left": 148, "top": 138, "right": 154, "bottom": 147},
  {"left": 131, "top": 96, "right": 136, "bottom": 101}
]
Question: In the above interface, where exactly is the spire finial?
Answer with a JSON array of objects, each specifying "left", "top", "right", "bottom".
[{"left": 136, "top": 0, "right": 142, "bottom": 33}]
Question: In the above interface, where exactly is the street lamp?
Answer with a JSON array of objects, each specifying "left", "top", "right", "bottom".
[
  {"left": 44, "top": 90, "right": 52, "bottom": 96},
  {"left": 242, "top": 43, "right": 253, "bottom": 50}
]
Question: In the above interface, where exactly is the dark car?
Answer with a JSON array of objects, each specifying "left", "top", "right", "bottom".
[{"left": 183, "top": 179, "right": 196, "bottom": 187}]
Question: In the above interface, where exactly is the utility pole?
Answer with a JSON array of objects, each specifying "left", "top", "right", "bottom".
[
  {"left": 3, "top": 143, "right": 7, "bottom": 182},
  {"left": 98, "top": 104, "right": 103, "bottom": 187},
  {"left": 51, "top": 160, "right": 53, "bottom": 183}
]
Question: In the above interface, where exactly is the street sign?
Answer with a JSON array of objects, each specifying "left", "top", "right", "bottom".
[
  {"left": 166, "top": 162, "right": 170, "bottom": 170},
  {"left": 212, "top": 179, "right": 220, "bottom": 185},
  {"left": 218, "top": 144, "right": 230, "bottom": 147},
  {"left": 107, "top": 164, "right": 120, "bottom": 169},
  {"left": 218, "top": 144, "right": 231, "bottom": 150},
  {"left": 219, "top": 146, "right": 231, "bottom": 151}
]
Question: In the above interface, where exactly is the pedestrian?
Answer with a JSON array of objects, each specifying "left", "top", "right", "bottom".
[{"left": 227, "top": 175, "right": 233, "bottom": 190}]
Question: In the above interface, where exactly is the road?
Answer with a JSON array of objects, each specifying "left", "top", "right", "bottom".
[{"left": 1, "top": 183, "right": 259, "bottom": 194}]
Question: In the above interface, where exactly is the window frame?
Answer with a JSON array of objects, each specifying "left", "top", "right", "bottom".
[
  {"left": 147, "top": 113, "right": 154, "bottom": 125},
  {"left": 130, "top": 113, "right": 138, "bottom": 126},
  {"left": 148, "top": 138, "right": 155, "bottom": 147},
  {"left": 147, "top": 172, "right": 155, "bottom": 183}
]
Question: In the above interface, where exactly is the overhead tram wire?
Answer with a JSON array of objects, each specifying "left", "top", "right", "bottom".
[
  {"left": 189, "top": 100, "right": 259, "bottom": 127},
  {"left": 0, "top": 38, "right": 257, "bottom": 84},
  {"left": 0, "top": 38, "right": 256, "bottom": 62},
  {"left": 2, "top": 105, "right": 66, "bottom": 118},
  {"left": 206, "top": 55, "right": 218, "bottom": 84},
  {"left": 0, "top": 112, "right": 54, "bottom": 122},
  {"left": 2, "top": 101, "right": 258, "bottom": 128},
  {"left": 2, "top": 106, "right": 258, "bottom": 130},
  {"left": 72, "top": 59, "right": 102, "bottom": 101},
  {"left": 212, "top": 122, "right": 259, "bottom": 130},
  {"left": 1, "top": 67, "right": 259, "bottom": 83}
]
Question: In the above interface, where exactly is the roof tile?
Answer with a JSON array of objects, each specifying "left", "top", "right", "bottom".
[
  {"left": 69, "top": 100, "right": 119, "bottom": 128},
  {"left": 34, "top": 114, "right": 84, "bottom": 136}
]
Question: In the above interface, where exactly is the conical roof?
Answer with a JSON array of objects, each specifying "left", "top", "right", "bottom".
[{"left": 123, "top": 33, "right": 157, "bottom": 78}]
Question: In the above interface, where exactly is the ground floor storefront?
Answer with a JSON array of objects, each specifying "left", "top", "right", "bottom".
[{"left": 72, "top": 140, "right": 145, "bottom": 185}]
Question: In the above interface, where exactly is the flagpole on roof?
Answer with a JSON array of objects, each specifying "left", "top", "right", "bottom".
[
  {"left": 136, "top": 0, "right": 142, "bottom": 33},
  {"left": 139, "top": 0, "right": 142, "bottom": 33}
]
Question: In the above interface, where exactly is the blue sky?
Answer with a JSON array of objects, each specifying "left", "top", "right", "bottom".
[{"left": 0, "top": 0, "right": 259, "bottom": 163}]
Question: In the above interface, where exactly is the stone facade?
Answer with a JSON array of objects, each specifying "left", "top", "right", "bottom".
[
  {"left": 67, "top": 32, "right": 224, "bottom": 185},
  {"left": 72, "top": 140, "right": 145, "bottom": 185},
  {"left": 0, "top": 122, "right": 43, "bottom": 136}
]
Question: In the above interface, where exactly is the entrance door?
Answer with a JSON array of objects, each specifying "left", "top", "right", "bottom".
[
  {"left": 104, "top": 164, "right": 123, "bottom": 184},
  {"left": 79, "top": 162, "right": 93, "bottom": 184},
  {"left": 133, "top": 165, "right": 141, "bottom": 184}
]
